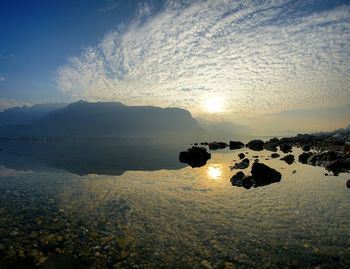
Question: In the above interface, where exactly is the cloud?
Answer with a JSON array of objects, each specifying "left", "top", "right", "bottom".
[
  {"left": 0, "top": 76, "right": 5, "bottom": 82},
  {"left": 0, "top": 99, "right": 30, "bottom": 112},
  {"left": 56, "top": 0, "right": 350, "bottom": 122}
]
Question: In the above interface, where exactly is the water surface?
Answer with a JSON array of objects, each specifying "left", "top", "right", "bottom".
[{"left": 0, "top": 141, "right": 349, "bottom": 268}]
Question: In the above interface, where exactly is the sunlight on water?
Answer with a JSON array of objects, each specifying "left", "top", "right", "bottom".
[{"left": 0, "top": 142, "right": 350, "bottom": 268}]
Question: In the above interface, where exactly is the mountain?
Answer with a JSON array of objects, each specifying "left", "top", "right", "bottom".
[
  {"left": 0, "top": 103, "right": 67, "bottom": 126},
  {"left": 196, "top": 118, "right": 252, "bottom": 140},
  {"left": 0, "top": 101, "right": 203, "bottom": 139}
]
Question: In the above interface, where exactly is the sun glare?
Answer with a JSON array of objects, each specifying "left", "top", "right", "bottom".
[
  {"left": 207, "top": 165, "right": 222, "bottom": 180},
  {"left": 205, "top": 97, "right": 224, "bottom": 113}
]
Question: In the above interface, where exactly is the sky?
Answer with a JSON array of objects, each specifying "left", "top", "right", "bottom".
[{"left": 1, "top": 0, "right": 350, "bottom": 134}]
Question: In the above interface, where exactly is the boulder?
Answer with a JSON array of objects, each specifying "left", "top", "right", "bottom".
[
  {"left": 209, "top": 142, "right": 228, "bottom": 150},
  {"left": 281, "top": 154, "right": 295, "bottom": 165},
  {"left": 232, "top": 158, "right": 250, "bottom": 169},
  {"left": 298, "top": 152, "right": 313, "bottom": 164},
  {"left": 271, "top": 153, "right": 280, "bottom": 158},
  {"left": 280, "top": 144, "right": 292, "bottom": 153},
  {"left": 230, "top": 171, "right": 254, "bottom": 189},
  {"left": 238, "top": 153, "right": 245, "bottom": 159},
  {"left": 246, "top": 139, "right": 264, "bottom": 151},
  {"left": 179, "top": 147, "right": 211, "bottom": 168},
  {"left": 302, "top": 145, "right": 311, "bottom": 152},
  {"left": 264, "top": 142, "right": 278, "bottom": 152},
  {"left": 229, "top": 141, "right": 245, "bottom": 150},
  {"left": 251, "top": 162, "right": 282, "bottom": 184},
  {"left": 326, "top": 158, "right": 350, "bottom": 174}
]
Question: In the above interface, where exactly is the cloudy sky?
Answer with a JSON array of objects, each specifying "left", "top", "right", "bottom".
[{"left": 1, "top": 0, "right": 349, "bottom": 133}]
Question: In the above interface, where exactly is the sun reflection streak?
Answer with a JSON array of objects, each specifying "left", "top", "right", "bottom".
[{"left": 207, "top": 165, "right": 222, "bottom": 180}]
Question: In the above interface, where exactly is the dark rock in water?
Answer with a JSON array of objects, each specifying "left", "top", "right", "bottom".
[
  {"left": 307, "top": 150, "right": 341, "bottom": 166},
  {"left": 269, "top": 137, "right": 279, "bottom": 143},
  {"left": 271, "top": 153, "right": 280, "bottom": 158},
  {"left": 179, "top": 146, "right": 211, "bottom": 168},
  {"left": 280, "top": 143, "right": 292, "bottom": 153},
  {"left": 232, "top": 158, "right": 250, "bottom": 169},
  {"left": 326, "top": 158, "right": 350, "bottom": 174},
  {"left": 347, "top": 179, "right": 350, "bottom": 188},
  {"left": 251, "top": 162, "right": 282, "bottom": 186},
  {"left": 209, "top": 142, "right": 228, "bottom": 150},
  {"left": 238, "top": 153, "right": 245, "bottom": 159},
  {"left": 264, "top": 142, "right": 278, "bottom": 152},
  {"left": 302, "top": 145, "right": 311, "bottom": 151},
  {"left": 281, "top": 154, "right": 295, "bottom": 165},
  {"left": 246, "top": 139, "right": 264, "bottom": 151},
  {"left": 298, "top": 152, "right": 313, "bottom": 164},
  {"left": 230, "top": 172, "right": 254, "bottom": 189},
  {"left": 194, "top": 143, "right": 198, "bottom": 145},
  {"left": 229, "top": 141, "right": 245, "bottom": 150}
]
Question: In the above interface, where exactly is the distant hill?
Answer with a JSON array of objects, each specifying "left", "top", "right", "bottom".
[
  {"left": 0, "top": 103, "right": 67, "bottom": 126},
  {"left": 0, "top": 101, "right": 203, "bottom": 139}
]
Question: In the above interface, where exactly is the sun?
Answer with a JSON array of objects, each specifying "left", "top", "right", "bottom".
[
  {"left": 207, "top": 165, "right": 222, "bottom": 180},
  {"left": 205, "top": 97, "right": 224, "bottom": 113}
]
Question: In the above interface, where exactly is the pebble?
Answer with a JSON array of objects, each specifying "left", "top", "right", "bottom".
[{"left": 200, "top": 259, "right": 213, "bottom": 269}]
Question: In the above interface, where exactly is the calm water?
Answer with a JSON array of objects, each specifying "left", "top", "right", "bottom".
[{"left": 0, "top": 140, "right": 349, "bottom": 269}]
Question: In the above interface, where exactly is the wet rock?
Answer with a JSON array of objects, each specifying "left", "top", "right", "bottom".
[
  {"left": 230, "top": 171, "right": 245, "bottom": 186},
  {"left": 229, "top": 141, "right": 245, "bottom": 150},
  {"left": 281, "top": 154, "right": 295, "bottom": 165},
  {"left": 347, "top": 179, "right": 350, "bottom": 188},
  {"left": 251, "top": 162, "right": 282, "bottom": 186},
  {"left": 246, "top": 139, "right": 264, "bottom": 151},
  {"left": 302, "top": 145, "right": 311, "bottom": 151},
  {"left": 298, "top": 152, "right": 313, "bottom": 164},
  {"left": 307, "top": 151, "right": 341, "bottom": 166},
  {"left": 264, "top": 142, "right": 278, "bottom": 152},
  {"left": 280, "top": 144, "right": 292, "bottom": 153},
  {"left": 179, "top": 147, "right": 211, "bottom": 168},
  {"left": 271, "top": 153, "right": 280, "bottom": 158},
  {"left": 238, "top": 153, "right": 245, "bottom": 159},
  {"left": 209, "top": 142, "right": 228, "bottom": 150},
  {"left": 326, "top": 159, "right": 350, "bottom": 174},
  {"left": 232, "top": 158, "right": 250, "bottom": 169}
]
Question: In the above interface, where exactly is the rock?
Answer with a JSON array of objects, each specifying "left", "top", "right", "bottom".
[
  {"left": 179, "top": 147, "right": 211, "bottom": 168},
  {"left": 347, "top": 179, "right": 350, "bottom": 188},
  {"left": 200, "top": 259, "right": 213, "bottom": 269},
  {"left": 230, "top": 171, "right": 254, "bottom": 188},
  {"left": 307, "top": 151, "right": 341, "bottom": 166},
  {"left": 251, "top": 162, "right": 282, "bottom": 186},
  {"left": 264, "top": 142, "right": 278, "bottom": 152},
  {"left": 280, "top": 144, "right": 292, "bottom": 153},
  {"left": 298, "top": 152, "right": 313, "bottom": 164},
  {"left": 238, "top": 153, "right": 245, "bottom": 159},
  {"left": 281, "top": 154, "right": 295, "bottom": 165},
  {"left": 246, "top": 139, "right": 264, "bottom": 151},
  {"left": 229, "top": 141, "right": 245, "bottom": 150},
  {"left": 271, "top": 153, "right": 280, "bottom": 158},
  {"left": 326, "top": 158, "right": 350, "bottom": 174},
  {"left": 269, "top": 137, "right": 279, "bottom": 143},
  {"left": 302, "top": 145, "right": 311, "bottom": 151},
  {"left": 345, "top": 141, "right": 350, "bottom": 154},
  {"left": 232, "top": 158, "right": 250, "bottom": 169},
  {"left": 209, "top": 142, "right": 228, "bottom": 150}
]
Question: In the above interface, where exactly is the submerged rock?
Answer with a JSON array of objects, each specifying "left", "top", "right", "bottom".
[
  {"left": 246, "top": 139, "right": 264, "bottom": 151},
  {"left": 281, "top": 154, "right": 295, "bottom": 165},
  {"left": 229, "top": 141, "right": 245, "bottom": 150},
  {"left": 179, "top": 147, "right": 211, "bottom": 168}
]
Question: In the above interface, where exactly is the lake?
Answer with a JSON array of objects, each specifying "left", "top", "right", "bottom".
[{"left": 0, "top": 140, "right": 349, "bottom": 268}]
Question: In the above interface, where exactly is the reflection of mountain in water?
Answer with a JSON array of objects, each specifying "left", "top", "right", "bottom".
[{"left": 0, "top": 140, "right": 186, "bottom": 176}]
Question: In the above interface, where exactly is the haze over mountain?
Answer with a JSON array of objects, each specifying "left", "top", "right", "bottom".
[{"left": 0, "top": 101, "right": 204, "bottom": 139}]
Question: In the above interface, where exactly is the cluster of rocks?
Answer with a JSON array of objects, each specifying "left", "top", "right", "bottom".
[
  {"left": 185, "top": 132, "right": 350, "bottom": 175},
  {"left": 179, "top": 146, "right": 211, "bottom": 168},
  {"left": 230, "top": 162, "right": 282, "bottom": 189}
]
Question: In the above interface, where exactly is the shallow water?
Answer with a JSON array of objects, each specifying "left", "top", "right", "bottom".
[{"left": 0, "top": 141, "right": 349, "bottom": 268}]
